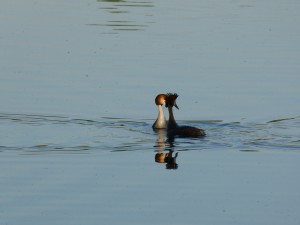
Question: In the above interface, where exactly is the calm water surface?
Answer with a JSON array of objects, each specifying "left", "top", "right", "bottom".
[
  {"left": 0, "top": 113, "right": 299, "bottom": 225},
  {"left": 1, "top": 0, "right": 300, "bottom": 224}
]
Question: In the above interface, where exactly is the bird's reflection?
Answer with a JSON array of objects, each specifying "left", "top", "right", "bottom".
[
  {"left": 155, "top": 150, "right": 178, "bottom": 169},
  {"left": 153, "top": 129, "right": 179, "bottom": 170}
]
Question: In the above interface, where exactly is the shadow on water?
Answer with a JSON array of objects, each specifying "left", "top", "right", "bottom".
[
  {"left": 87, "top": 0, "right": 155, "bottom": 32},
  {"left": 0, "top": 112, "right": 300, "bottom": 157}
]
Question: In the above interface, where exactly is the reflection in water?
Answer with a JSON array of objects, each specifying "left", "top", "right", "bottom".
[
  {"left": 89, "top": 0, "right": 154, "bottom": 31},
  {"left": 153, "top": 129, "right": 167, "bottom": 149},
  {"left": 0, "top": 113, "right": 299, "bottom": 155},
  {"left": 154, "top": 129, "right": 179, "bottom": 169},
  {"left": 155, "top": 150, "right": 178, "bottom": 170}
]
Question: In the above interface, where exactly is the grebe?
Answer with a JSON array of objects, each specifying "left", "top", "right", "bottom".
[
  {"left": 165, "top": 93, "right": 206, "bottom": 137},
  {"left": 152, "top": 94, "right": 167, "bottom": 129}
]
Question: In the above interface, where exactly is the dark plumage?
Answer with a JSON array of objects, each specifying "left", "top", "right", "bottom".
[{"left": 165, "top": 93, "right": 206, "bottom": 138}]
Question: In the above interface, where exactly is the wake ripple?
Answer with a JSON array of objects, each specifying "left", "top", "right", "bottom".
[{"left": 0, "top": 113, "right": 299, "bottom": 154}]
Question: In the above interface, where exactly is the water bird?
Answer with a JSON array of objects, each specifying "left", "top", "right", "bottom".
[
  {"left": 165, "top": 93, "right": 206, "bottom": 137},
  {"left": 152, "top": 94, "right": 167, "bottom": 129}
]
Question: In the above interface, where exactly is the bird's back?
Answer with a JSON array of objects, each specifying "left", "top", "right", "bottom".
[{"left": 168, "top": 125, "right": 205, "bottom": 138}]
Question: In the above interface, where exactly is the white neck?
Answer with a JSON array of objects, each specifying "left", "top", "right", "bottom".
[
  {"left": 152, "top": 105, "right": 167, "bottom": 129},
  {"left": 152, "top": 105, "right": 167, "bottom": 128}
]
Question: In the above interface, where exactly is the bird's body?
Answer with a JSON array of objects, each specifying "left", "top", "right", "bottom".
[
  {"left": 167, "top": 125, "right": 206, "bottom": 137},
  {"left": 165, "top": 93, "right": 205, "bottom": 137}
]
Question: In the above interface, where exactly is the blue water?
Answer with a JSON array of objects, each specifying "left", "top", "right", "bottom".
[
  {"left": 0, "top": 113, "right": 299, "bottom": 153},
  {"left": 1, "top": 0, "right": 300, "bottom": 224}
]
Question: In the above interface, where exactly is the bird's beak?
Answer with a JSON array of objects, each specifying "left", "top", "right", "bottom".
[{"left": 174, "top": 102, "right": 179, "bottom": 109}]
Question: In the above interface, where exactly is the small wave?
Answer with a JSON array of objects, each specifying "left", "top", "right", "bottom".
[
  {"left": 267, "top": 116, "right": 300, "bottom": 123},
  {"left": 1, "top": 112, "right": 300, "bottom": 154}
]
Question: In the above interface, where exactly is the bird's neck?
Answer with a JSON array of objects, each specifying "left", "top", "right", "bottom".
[
  {"left": 167, "top": 106, "right": 178, "bottom": 130},
  {"left": 153, "top": 105, "right": 167, "bottom": 129},
  {"left": 157, "top": 105, "right": 165, "bottom": 120}
]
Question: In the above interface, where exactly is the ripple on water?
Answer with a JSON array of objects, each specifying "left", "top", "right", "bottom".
[
  {"left": 0, "top": 113, "right": 299, "bottom": 154},
  {"left": 89, "top": 0, "right": 155, "bottom": 32}
]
